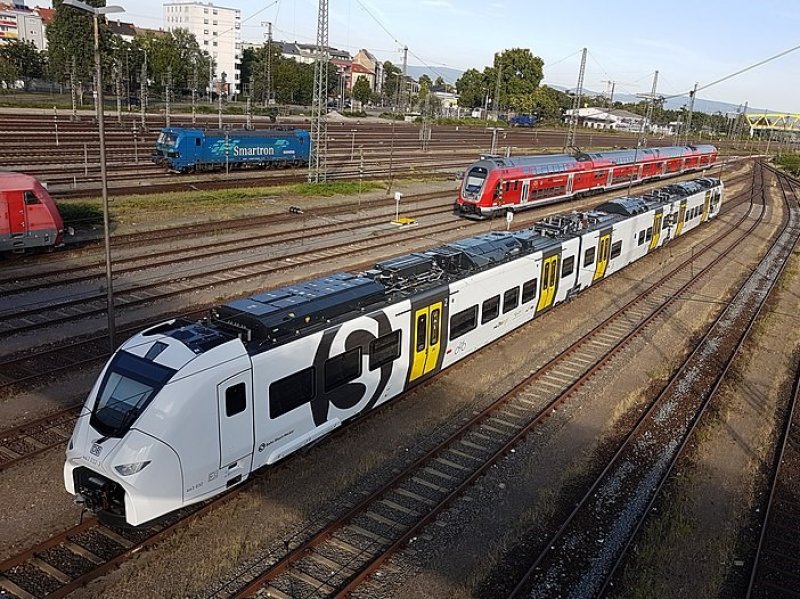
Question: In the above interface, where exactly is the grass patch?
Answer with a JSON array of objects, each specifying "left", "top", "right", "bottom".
[{"left": 291, "top": 180, "right": 383, "bottom": 197}]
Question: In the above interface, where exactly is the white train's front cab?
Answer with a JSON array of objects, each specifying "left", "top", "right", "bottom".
[{"left": 65, "top": 320, "right": 252, "bottom": 527}]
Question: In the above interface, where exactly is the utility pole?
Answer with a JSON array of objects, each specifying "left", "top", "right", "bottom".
[
  {"left": 400, "top": 45, "right": 408, "bottom": 112},
  {"left": 115, "top": 59, "right": 122, "bottom": 123},
  {"left": 70, "top": 55, "right": 78, "bottom": 121},
  {"left": 191, "top": 58, "right": 198, "bottom": 125},
  {"left": 246, "top": 75, "right": 254, "bottom": 129},
  {"left": 684, "top": 82, "right": 698, "bottom": 145},
  {"left": 493, "top": 52, "right": 502, "bottom": 119},
  {"left": 140, "top": 51, "right": 147, "bottom": 130},
  {"left": 208, "top": 60, "right": 213, "bottom": 104},
  {"left": 261, "top": 21, "right": 272, "bottom": 106},
  {"left": 641, "top": 70, "right": 658, "bottom": 147},
  {"left": 218, "top": 72, "right": 225, "bottom": 129},
  {"left": 308, "top": 0, "right": 329, "bottom": 183},
  {"left": 564, "top": 47, "right": 587, "bottom": 152},
  {"left": 165, "top": 66, "right": 172, "bottom": 128}
]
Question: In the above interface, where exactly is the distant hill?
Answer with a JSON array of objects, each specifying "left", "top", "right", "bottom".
[
  {"left": 547, "top": 83, "right": 770, "bottom": 116},
  {"left": 404, "top": 69, "right": 771, "bottom": 116},
  {"left": 406, "top": 65, "right": 463, "bottom": 85}
]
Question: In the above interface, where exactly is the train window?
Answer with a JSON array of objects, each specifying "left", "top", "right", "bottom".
[
  {"left": 450, "top": 305, "right": 478, "bottom": 340},
  {"left": 562, "top": 256, "right": 574, "bottom": 277},
  {"left": 610, "top": 240, "right": 622, "bottom": 259},
  {"left": 637, "top": 231, "right": 646, "bottom": 246},
  {"left": 270, "top": 367, "right": 315, "bottom": 418},
  {"left": 196, "top": 138, "right": 202, "bottom": 146},
  {"left": 369, "top": 330, "right": 401, "bottom": 370},
  {"left": 503, "top": 287, "right": 520, "bottom": 313},
  {"left": 225, "top": 383, "right": 247, "bottom": 417},
  {"left": 324, "top": 348, "right": 362, "bottom": 392},
  {"left": 584, "top": 247, "right": 595, "bottom": 267},
  {"left": 645, "top": 227, "right": 653, "bottom": 242},
  {"left": 663, "top": 218, "right": 671, "bottom": 230},
  {"left": 482, "top": 295, "right": 500, "bottom": 323},
  {"left": 24, "top": 191, "right": 40, "bottom": 205},
  {"left": 416, "top": 314, "right": 427, "bottom": 352},
  {"left": 430, "top": 309, "right": 441, "bottom": 345},
  {"left": 514, "top": 181, "right": 520, "bottom": 191},
  {"left": 522, "top": 279, "right": 537, "bottom": 303}
]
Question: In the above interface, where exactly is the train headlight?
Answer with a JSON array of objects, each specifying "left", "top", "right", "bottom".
[{"left": 114, "top": 461, "right": 151, "bottom": 476}]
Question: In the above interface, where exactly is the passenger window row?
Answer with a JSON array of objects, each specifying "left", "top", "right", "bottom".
[
  {"left": 685, "top": 205, "right": 703, "bottom": 221},
  {"left": 452, "top": 277, "right": 538, "bottom": 342}
]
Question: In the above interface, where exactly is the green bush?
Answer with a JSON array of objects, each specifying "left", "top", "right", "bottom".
[
  {"left": 776, "top": 153, "right": 800, "bottom": 176},
  {"left": 57, "top": 201, "right": 104, "bottom": 228},
  {"left": 340, "top": 110, "right": 367, "bottom": 118}
]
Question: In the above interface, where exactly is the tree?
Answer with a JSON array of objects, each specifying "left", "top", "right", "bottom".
[
  {"left": 352, "top": 75, "right": 372, "bottom": 106},
  {"left": 382, "top": 60, "right": 401, "bottom": 103},
  {"left": 46, "top": 0, "right": 113, "bottom": 83},
  {"left": 418, "top": 73, "right": 432, "bottom": 101},
  {"left": 0, "top": 40, "right": 45, "bottom": 82},
  {"left": 455, "top": 68, "right": 489, "bottom": 109},
  {"left": 0, "top": 56, "right": 18, "bottom": 87},
  {"left": 135, "top": 29, "right": 212, "bottom": 97},
  {"left": 494, "top": 48, "right": 544, "bottom": 113}
]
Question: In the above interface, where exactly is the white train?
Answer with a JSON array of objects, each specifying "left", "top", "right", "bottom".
[{"left": 65, "top": 177, "right": 724, "bottom": 526}]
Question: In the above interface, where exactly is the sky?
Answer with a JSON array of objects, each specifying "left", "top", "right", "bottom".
[{"left": 34, "top": 0, "right": 800, "bottom": 113}]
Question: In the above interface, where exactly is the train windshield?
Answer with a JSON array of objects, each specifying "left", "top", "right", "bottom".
[
  {"left": 90, "top": 351, "right": 176, "bottom": 438},
  {"left": 463, "top": 167, "right": 488, "bottom": 195},
  {"left": 156, "top": 132, "right": 178, "bottom": 149}
]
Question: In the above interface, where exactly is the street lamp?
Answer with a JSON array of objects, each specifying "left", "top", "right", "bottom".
[{"left": 63, "top": 0, "right": 123, "bottom": 352}]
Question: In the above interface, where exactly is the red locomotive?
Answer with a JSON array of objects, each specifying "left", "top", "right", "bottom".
[
  {"left": 0, "top": 172, "right": 65, "bottom": 252},
  {"left": 456, "top": 144, "right": 717, "bottom": 217}
]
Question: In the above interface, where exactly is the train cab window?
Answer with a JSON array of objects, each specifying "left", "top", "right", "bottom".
[
  {"left": 324, "top": 348, "right": 362, "bottom": 392},
  {"left": 416, "top": 314, "right": 427, "bottom": 351},
  {"left": 637, "top": 231, "right": 646, "bottom": 246},
  {"left": 584, "top": 247, "right": 595, "bottom": 267},
  {"left": 225, "top": 383, "right": 247, "bottom": 417},
  {"left": 369, "top": 330, "right": 401, "bottom": 370},
  {"left": 503, "top": 287, "right": 520, "bottom": 313},
  {"left": 450, "top": 305, "right": 478, "bottom": 340},
  {"left": 522, "top": 278, "right": 537, "bottom": 303},
  {"left": 482, "top": 295, "right": 500, "bottom": 324},
  {"left": 270, "top": 367, "right": 315, "bottom": 419},
  {"left": 24, "top": 191, "right": 39, "bottom": 205},
  {"left": 561, "top": 256, "right": 575, "bottom": 277},
  {"left": 610, "top": 240, "right": 623, "bottom": 259}
]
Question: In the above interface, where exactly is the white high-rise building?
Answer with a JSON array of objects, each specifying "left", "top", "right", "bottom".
[{"left": 163, "top": 1, "right": 241, "bottom": 96}]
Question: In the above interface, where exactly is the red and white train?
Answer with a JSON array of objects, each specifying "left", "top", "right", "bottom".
[
  {"left": 0, "top": 172, "right": 65, "bottom": 252},
  {"left": 456, "top": 144, "right": 718, "bottom": 217}
]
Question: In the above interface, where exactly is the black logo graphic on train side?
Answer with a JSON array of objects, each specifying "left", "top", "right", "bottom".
[
  {"left": 310, "top": 313, "right": 393, "bottom": 426},
  {"left": 90, "top": 443, "right": 103, "bottom": 457}
]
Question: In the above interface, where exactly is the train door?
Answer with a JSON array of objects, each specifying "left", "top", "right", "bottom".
[
  {"left": 567, "top": 174, "right": 574, "bottom": 195},
  {"left": 521, "top": 180, "right": 530, "bottom": 205},
  {"left": 217, "top": 370, "right": 254, "bottom": 476},
  {"left": 536, "top": 252, "right": 560, "bottom": 312},
  {"left": 593, "top": 232, "right": 612, "bottom": 280},
  {"left": 701, "top": 191, "right": 711, "bottom": 223},
  {"left": 649, "top": 211, "right": 663, "bottom": 251},
  {"left": 675, "top": 200, "right": 687, "bottom": 236},
  {"left": 5, "top": 190, "right": 27, "bottom": 236},
  {"left": 409, "top": 298, "right": 445, "bottom": 383}
]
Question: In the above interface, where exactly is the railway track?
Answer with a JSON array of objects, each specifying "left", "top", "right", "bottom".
[
  {"left": 745, "top": 172, "right": 800, "bottom": 599},
  {"left": 503, "top": 163, "right": 800, "bottom": 597},
  {"left": 0, "top": 170, "right": 759, "bottom": 599}
]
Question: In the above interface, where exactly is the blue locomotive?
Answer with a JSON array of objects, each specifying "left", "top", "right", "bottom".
[{"left": 153, "top": 127, "right": 311, "bottom": 173}]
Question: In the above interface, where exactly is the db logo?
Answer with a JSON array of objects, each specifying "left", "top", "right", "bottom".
[{"left": 90, "top": 443, "right": 103, "bottom": 457}]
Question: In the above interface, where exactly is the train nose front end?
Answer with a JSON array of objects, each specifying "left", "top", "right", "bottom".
[
  {"left": 65, "top": 420, "right": 183, "bottom": 527},
  {"left": 456, "top": 161, "right": 493, "bottom": 218},
  {"left": 64, "top": 338, "right": 185, "bottom": 527}
]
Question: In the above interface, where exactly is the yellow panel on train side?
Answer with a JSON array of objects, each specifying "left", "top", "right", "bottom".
[
  {"left": 537, "top": 255, "right": 559, "bottom": 311},
  {"left": 676, "top": 200, "right": 687, "bottom": 236},
  {"left": 409, "top": 307, "right": 429, "bottom": 381},
  {"left": 701, "top": 191, "right": 711, "bottom": 223},
  {"left": 649, "top": 212, "right": 662, "bottom": 251},
  {"left": 593, "top": 234, "right": 610, "bottom": 281},
  {"left": 424, "top": 303, "right": 442, "bottom": 374}
]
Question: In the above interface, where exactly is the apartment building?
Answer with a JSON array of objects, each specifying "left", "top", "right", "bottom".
[{"left": 163, "top": 1, "right": 241, "bottom": 95}]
